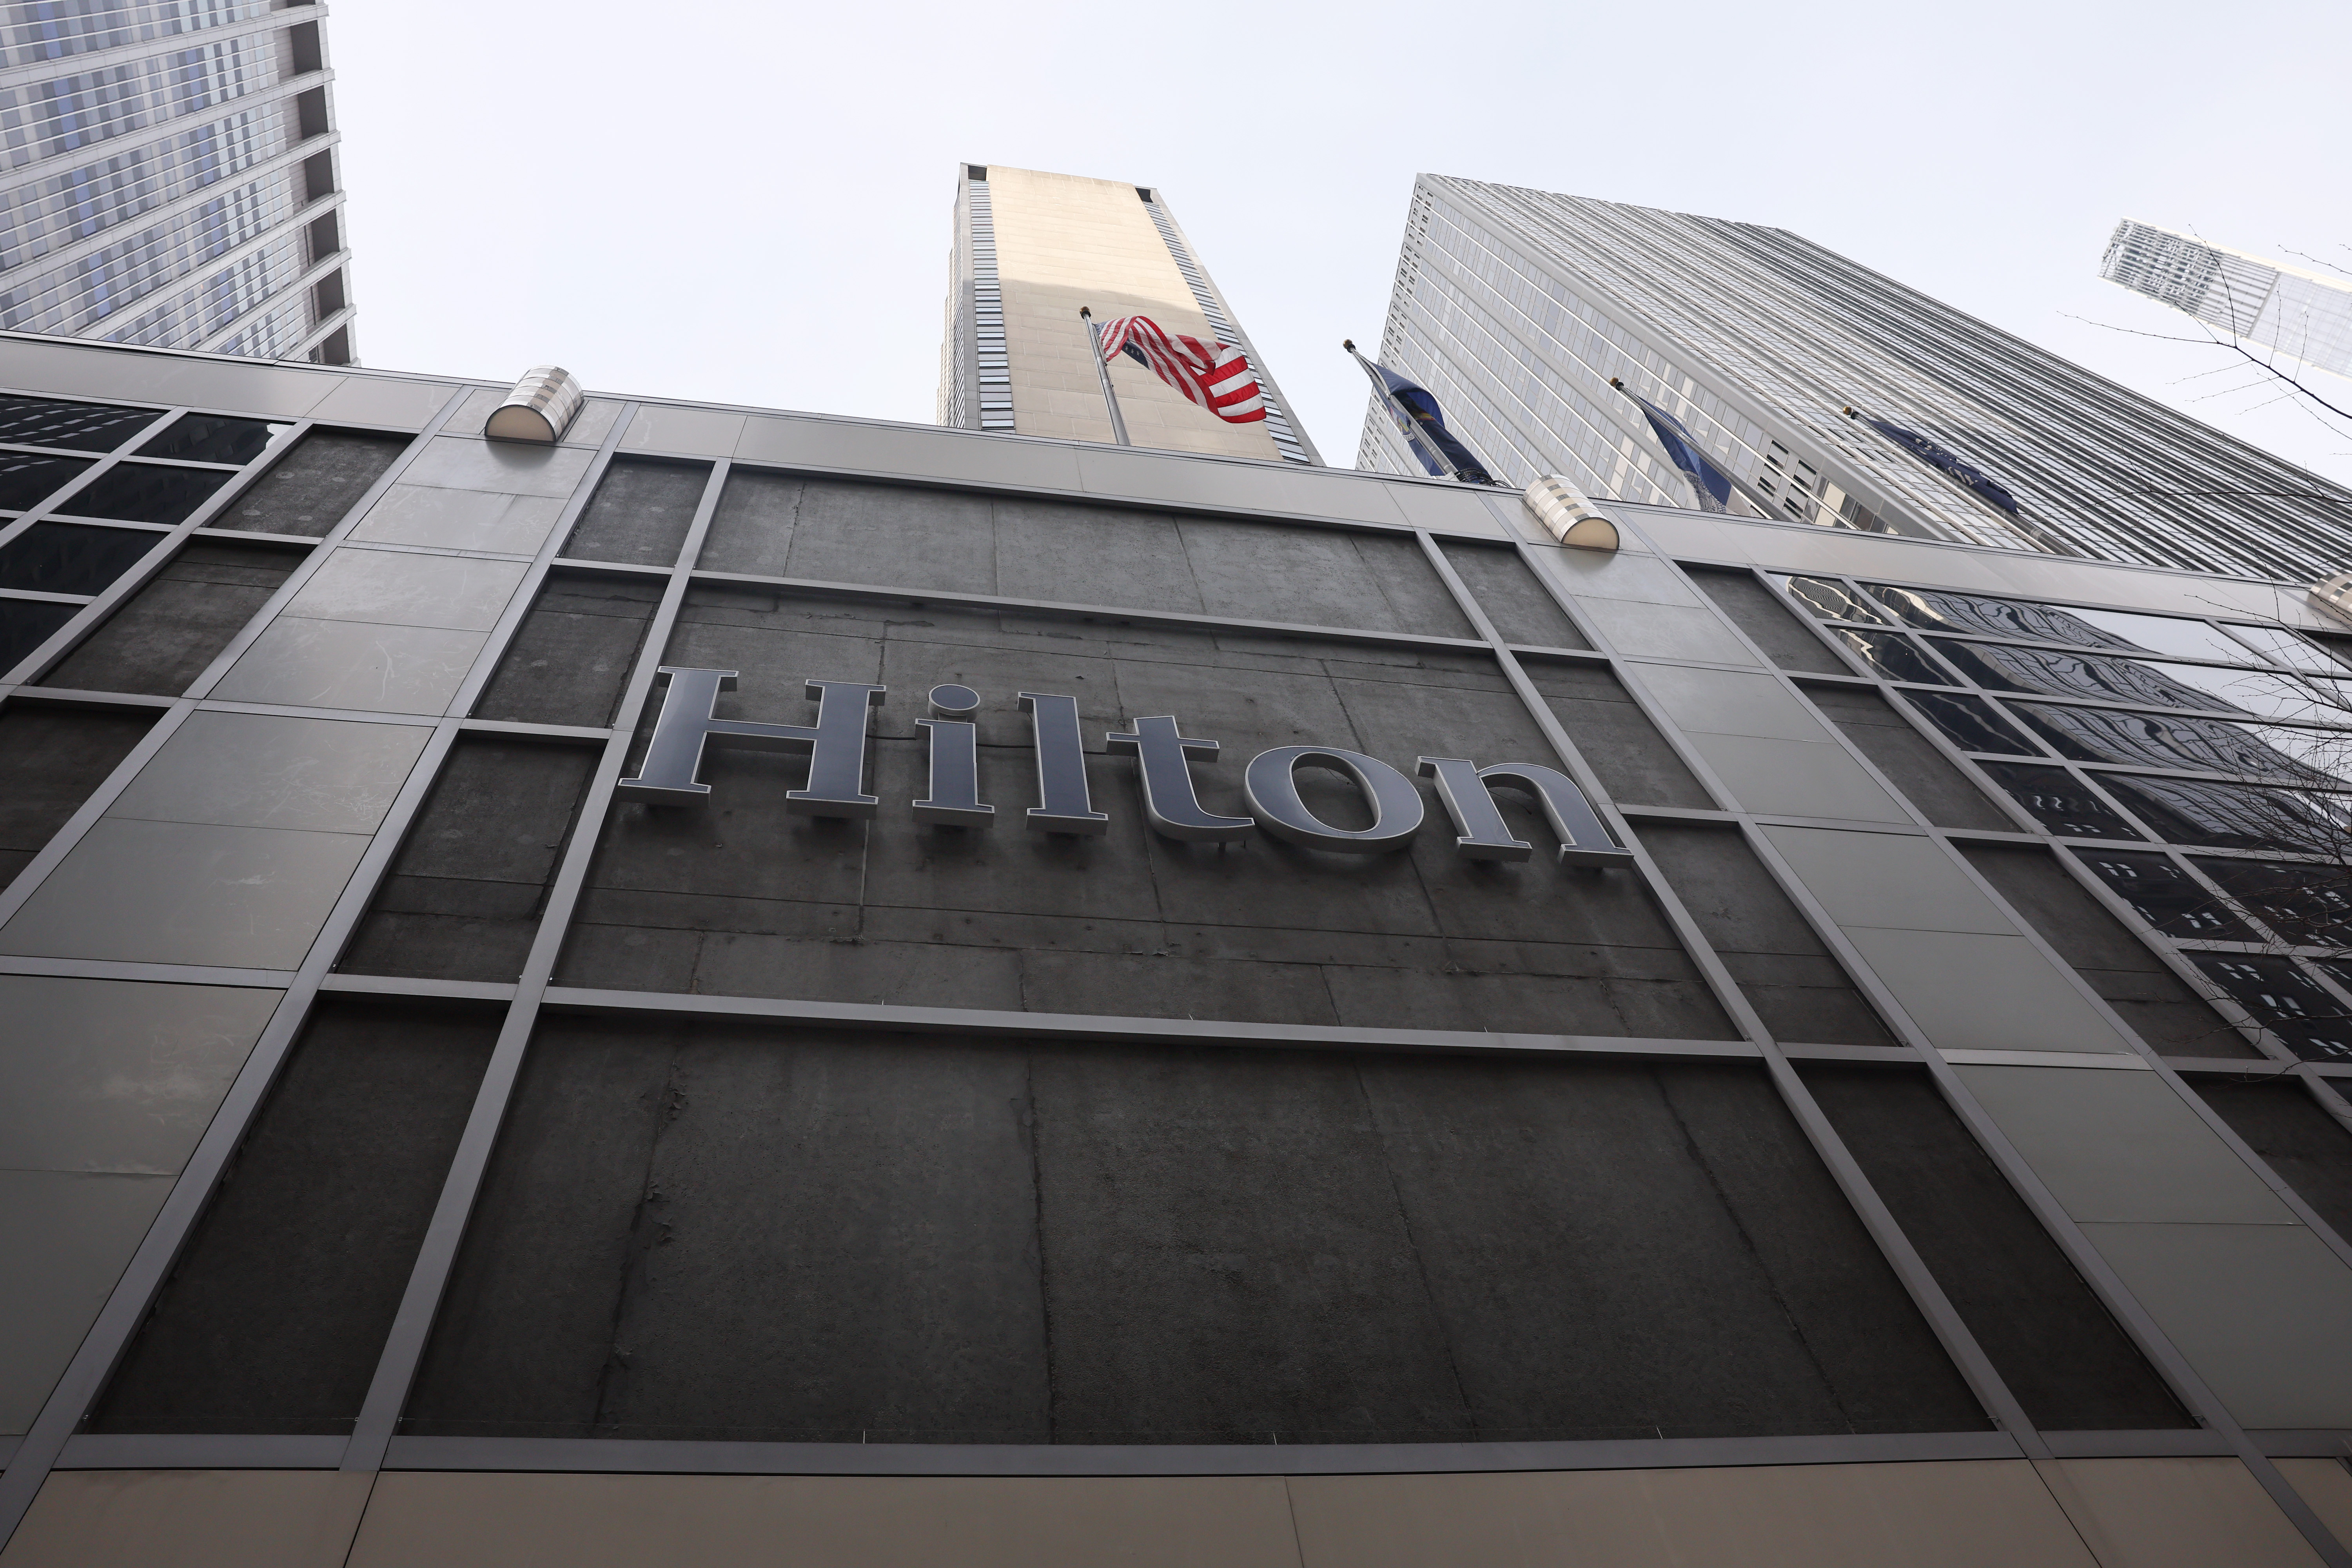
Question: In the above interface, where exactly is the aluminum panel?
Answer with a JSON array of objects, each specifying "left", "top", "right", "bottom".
[
  {"left": 350, "top": 485, "right": 569, "bottom": 555},
  {"left": 1953, "top": 1065, "right": 2296, "bottom": 1224},
  {"left": 1761, "top": 826, "right": 2016, "bottom": 934},
  {"left": 2082, "top": 1222, "right": 2352, "bottom": 1430},
  {"left": 1682, "top": 735, "right": 1909, "bottom": 822},
  {"left": 0, "top": 975, "right": 279, "bottom": 1175},
  {"left": 0, "top": 818, "right": 368, "bottom": 968},
  {"left": 0, "top": 1169, "right": 171, "bottom": 1432},
  {"left": 282, "top": 549, "right": 530, "bottom": 633},
  {"left": 1845, "top": 928, "right": 2135, "bottom": 1054},
  {"left": 209, "top": 618, "right": 487, "bottom": 715},
  {"left": 396, "top": 435, "right": 594, "bottom": 498},
  {"left": 106, "top": 711, "right": 429, "bottom": 833},
  {"left": 1640, "top": 667, "right": 1831, "bottom": 741}
]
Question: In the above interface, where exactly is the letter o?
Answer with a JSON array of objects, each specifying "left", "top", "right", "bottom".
[{"left": 1242, "top": 746, "right": 1425, "bottom": 854}]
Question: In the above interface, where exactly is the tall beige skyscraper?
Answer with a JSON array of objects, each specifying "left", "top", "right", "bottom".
[{"left": 937, "top": 164, "right": 1317, "bottom": 464}]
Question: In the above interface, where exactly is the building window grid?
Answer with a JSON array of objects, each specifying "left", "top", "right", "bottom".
[
  {"left": 965, "top": 178, "right": 1013, "bottom": 432},
  {"left": 0, "top": 97, "right": 282, "bottom": 269},
  {"left": 0, "top": 27, "right": 273, "bottom": 168},
  {"left": 0, "top": 0, "right": 272, "bottom": 70},
  {"left": 1773, "top": 568, "right": 2352, "bottom": 1060},
  {"left": 1448, "top": 177, "right": 2352, "bottom": 581},
  {"left": 1421, "top": 192, "right": 2024, "bottom": 550},
  {"left": 1139, "top": 194, "right": 1312, "bottom": 465},
  {"left": 0, "top": 162, "right": 294, "bottom": 339}
]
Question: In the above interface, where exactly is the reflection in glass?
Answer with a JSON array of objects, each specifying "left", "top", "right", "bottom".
[
  {"left": 1777, "top": 575, "right": 1890, "bottom": 623},
  {"left": 0, "top": 597, "right": 76, "bottom": 667},
  {"left": 0, "top": 452, "right": 94, "bottom": 512},
  {"left": 1831, "top": 627, "right": 1952, "bottom": 683},
  {"left": 2187, "top": 953, "right": 2352, "bottom": 1060},
  {"left": 1930, "top": 639, "right": 2243, "bottom": 711},
  {"left": 1866, "top": 585, "right": 2128, "bottom": 646},
  {"left": 2098, "top": 774, "right": 2350, "bottom": 854},
  {"left": 136, "top": 414, "right": 287, "bottom": 466},
  {"left": 2221, "top": 624, "right": 2349, "bottom": 674},
  {"left": 1975, "top": 762, "right": 2143, "bottom": 838},
  {"left": 2190, "top": 858, "right": 2352, "bottom": 949},
  {"left": 0, "top": 395, "right": 160, "bottom": 453},
  {"left": 2008, "top": 703, "right": 2334, "bottom": 783},
  {"left": 2069, "top": 608, "right": 2264, "bottom": 664},
  {"left": 53, "top": 463, "right": 229, "bottom": 526},
  {"left": 2136, "top": 661, "right": 2339, "bottom": 722},
  {"left": 0, "top": 523, "right": 160, "bottom": 595},
  {"left": 1900, "top": 689, "right": 2040, "bottom": 754},
  {"left": 2071, "top": 848, "right": 2251, "bottom": 938}
]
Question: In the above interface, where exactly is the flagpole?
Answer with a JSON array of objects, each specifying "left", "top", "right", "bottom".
[{"left": 1079, "top": 308, "right": 1132, "bottom": 447}]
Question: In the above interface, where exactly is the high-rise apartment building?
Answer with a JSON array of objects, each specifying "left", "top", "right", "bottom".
[
  {"left": 2103, "top": 218, "right": 2352, "bottom": 380},
  {"left": 0, "top": 1, "right": 353, "bottom": 365},
  {"left": 1359, "top": 177, "right": 2352, "bottom": 583},
  {"left": 938, "top": 163, "right": 1316, "bottom": 464}
]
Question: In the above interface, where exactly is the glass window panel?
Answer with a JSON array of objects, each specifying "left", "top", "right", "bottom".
[
  {"left": 1931, "top": 641, "right": 2243, "bottom": 711},
  {"left": 2190, "top": 859, "right": 2352, "bottom": 949},
  {"left": 136, "top": 415, "right": 289, "bottom": 467},
  {"left": 2099, "top": 775, "right": 2351, "bottom": 855},
  {"left": 1899, "top": 690, "right": 2040, "bottom": 755},
  {"left": 0, "top": 452, "right": 94, "bottom": 512},
  {"left": 0, "top": 523, "right": 161, "bottom": 595},
  {"left": 1866, "top": 585, "right": 2129, "bottom": 647},
  {"left": 2187, "top": 954, "right": 2352, "bottom": 1061},
  {"left": 53, "top": 464, "right": 230, "bottom": 526},
  {"left": 1975, "top": 763, "right": 2143, "bottom": 839},
  {"left": 0, "top": 597, "right": 76, "bottom": 668},
  {"left": 2138, "top": 662, "right": 2339, "bottom": 722},
  {"left": 0, "top": 395, "right": 160, "bottom": 453},
  {"left": 2069, "top": 608, "right": 2263, "bottom": 665},
  {"left": 2008, "top": 703, "right": 2334, "bottom": 784},
  {"left": 1775, "top": 575, "right": 1890, "bottom": 624},
  {"left": 2070, "top": 848, "right": 2252, "bottom": 938},
  {"left": 2220, "top": 624, "right": 2349, "bottom": 675},
  {"left": 1832, "top": 628, "right": 1953, "bottom": 684}
]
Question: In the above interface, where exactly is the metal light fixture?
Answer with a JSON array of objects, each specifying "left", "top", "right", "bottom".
[
  {"left": 1523, "top": 475, "right": 1620, "bottom": 551},
  {"left": 485, "top": 366, "right": 584, "bottom": 444}
]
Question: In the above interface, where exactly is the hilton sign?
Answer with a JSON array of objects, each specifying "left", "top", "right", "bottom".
[{"left": 618, "top": 668, "right": 1632, "bottom": 867}]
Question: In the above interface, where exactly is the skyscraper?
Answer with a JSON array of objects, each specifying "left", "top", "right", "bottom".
[
  {"left": 1359, "top": 176, "right": 2352, "bottom": 582},
  {"left": 2103, "top": 217, "right": 2352, "bottom": 379},
  {"left": 937, "top": 163, "right": 1317, "bottom": 464},
  {"left": 0, "top": 1, "right": 353, "bottom": 364}
]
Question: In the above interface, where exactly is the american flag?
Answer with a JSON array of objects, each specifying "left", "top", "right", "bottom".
[{"left": 1094, "top": 315, "right": 1267, "bottom": 425}]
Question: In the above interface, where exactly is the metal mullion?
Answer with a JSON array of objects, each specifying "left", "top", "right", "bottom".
[
  {"left": 341, "top": 458, "right": 732, "bottom": 1474},
  {"left": 3, "top": 421, "right": 314, "bottom": 686},
  {"left": 684, "top": 567, "right": 1494, "bottom": 656},
  {"left": 441, "top": 404, "right": 639, "bottom": 720},
  {"left": 0, "top": 403, "right": 185, "bottom": 561},
  {"left": 1412, "top": 528, "right": 2046, "bottom": 1455},
  {"left": 1719, "top": 575, "right": 2352, "bottom": 1559},
  {"left": 1905, "top": 1041, "right": 2352, "bottom": 1566},
  {"left": 0, "top": 712, "right": 467, "bottom": 1545},
  {"left": 0, "top": 698, "right": 197, "bottom": 929},
  {"left": 177, "top": 394, "right": 482, "bottom": 701}
]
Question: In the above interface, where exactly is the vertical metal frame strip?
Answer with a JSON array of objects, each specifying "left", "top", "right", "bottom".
[
  {"left": 341, "top": 457, "right": 731, "bottom": 1470},
  {"left": 1410, "top": 528, "right": 2047, "bottom": 1456}
]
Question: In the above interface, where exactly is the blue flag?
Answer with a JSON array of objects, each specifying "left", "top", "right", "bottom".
[
  {"left": 1347, "top": 346, "right": 1495, "bottom": 485},
  {"left": 1859, "top": 416, "right": 2021, "bottom": 515},
  {"left": 1611, "top": 382, "right": 1735, "bottom": 513}
]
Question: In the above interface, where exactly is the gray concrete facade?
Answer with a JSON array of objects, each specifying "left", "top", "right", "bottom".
[{"left": 4, "top": 331, "right": 2352, "bottom": 1566}]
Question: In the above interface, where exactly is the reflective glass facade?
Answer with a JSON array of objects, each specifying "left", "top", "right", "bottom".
[
  {"left": 1362, "top": 177, "right": 2352, "bottom": 582},
  {"left": 0, "top": 0, "right": 350, "bottom": 363}
]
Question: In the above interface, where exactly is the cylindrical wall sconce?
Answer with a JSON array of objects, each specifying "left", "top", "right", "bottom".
[{"left": 485, "top": 366, "right": 585, "bottom": 444}]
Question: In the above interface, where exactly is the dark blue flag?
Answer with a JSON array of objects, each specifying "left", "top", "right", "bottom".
[
  {"left": 1858, "top": 415, "right": 2021, "bottom": 515},
  {"left": 1347, "top": 345, "right": 1495, "bottom": 485},
  {"left": 1610, "top": 381, "right": 1735, "bottom": 513}
]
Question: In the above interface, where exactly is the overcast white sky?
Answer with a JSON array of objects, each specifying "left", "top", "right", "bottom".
[{"left": 332, "top": 0, "right": 2352, "bottom": 486}]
